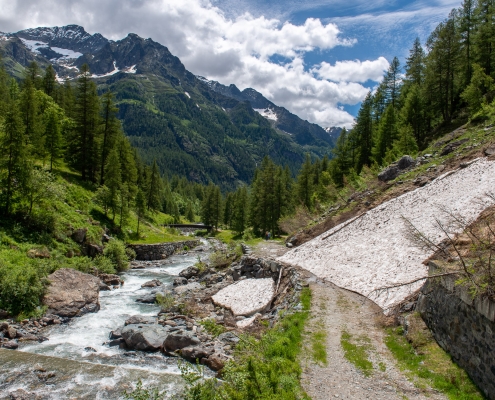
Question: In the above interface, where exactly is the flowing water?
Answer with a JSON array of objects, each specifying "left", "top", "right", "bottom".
[{"left": 0, "top": 251, "right": 203, "bottom": 399}]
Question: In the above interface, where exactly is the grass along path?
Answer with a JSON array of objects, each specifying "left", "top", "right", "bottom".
[{"left": 300, "top": 278, "right": 447, "bottom": 400}]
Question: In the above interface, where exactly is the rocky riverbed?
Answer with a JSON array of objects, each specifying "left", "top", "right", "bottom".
[{"left": 0, "top": 239, "right": 305, "bottom": 398}]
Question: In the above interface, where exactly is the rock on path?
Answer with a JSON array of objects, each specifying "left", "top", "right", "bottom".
[
  {"left": 279, "top": 158, "right": 495, "bottom": 310},
  {"left": 211, "top": 278, "right": 274, "bottom": 316}
]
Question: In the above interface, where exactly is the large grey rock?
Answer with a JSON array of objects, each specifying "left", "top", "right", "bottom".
[
  {"left": 484, "top": 145, "right": 495, "bottom": 156},
  {"left": 378, "top": 165, "right": 400, "bottom": 182},
  {"left": 121, "top": 324, "right": 169, "bottom": 351},
  {"left": 180, "top": 346, "right": 211, "bottom": 362},
  {"left": 173, "top": 277, "right": 188, "bottom": 286},
  {"left": 163, "top": 330, "right": 200, "bottom": 352},
  {"left": 141, "top": 279, "right": 162, "bottom": 288},
  {"left": 43, "top": 269, "right": 100, "bottom": 318},
  {"left": 99, "top": 274, "right": 121, "bottom": 286},
  {"left": 174, "top": 282, "right": 202, "bottom": 295},
  {"left": 124, "top": 315, "right": 155, "bottom": 326},
  {"left": 397, "top": 155, "right": 414, "bottom": 170},
  {"left": 0, "top": 309, "right": 9, "bottom": 319},
  {"left": 136, "top": 293, "right": 157, "bottom": 304},
  {"left": 203, "top": 352, "right": 229, "bottom": 371},
  {"left": 2, "top": 341, "right": 18, "bottom": 350},
  {"left": 179, "top": 266, "right": 199, "bottom": 279},
  {"left": 71, "top": 228, "right": 87, "bottom": 243}
]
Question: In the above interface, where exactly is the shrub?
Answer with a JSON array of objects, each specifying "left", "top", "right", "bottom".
[
  {"left": 94, "top": 255, "right": 116, "bottom": 274},
  {"left": 103, "top": 239, "right": 130, "bottom": 272},
  {"left": 156, "top": 292, "right": 175, "bottom": 311},
  {"left": 199, "top": 318, "right": 226, "bottom": 337},
  {"left": 0, "top": 261, "right": 45, "bottom": 316}
]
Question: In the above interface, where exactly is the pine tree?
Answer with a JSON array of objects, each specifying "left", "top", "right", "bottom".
[
  {"left": 231, "top": 186, "right": 248, "bottom": 234},
  {"left": 147, "top": 160, "right": 163, "bottom": 212},
  {"left": 135, "top": 189, "right": 146, "bottom": 236},
  {"left": 372, "top": 105, "right": 398, "bottom": 165},
  {"left": 43, "top": 65, "right": 57, "bottom": 98},
  {"left": 459, "top": 0, "right": 476, "bottom": 85},
  {"left": 185, "top": 201, "right": 195, "bottom": 222},
  {"left": 405, "top": 38, "right": 426, "bottom": 87},
  {"left": 72, "top": 64, "right": 100, "bottom": 181},
  {"left": 99, "top": 91, "right": 120, "bottom": 185},
  {"left": 385, "top": 57, "right": 402, "bottom": 108},
  {"left": 296, "top": 154, "right": 314, "bottom": 209},
  {"left": 473, "top": 0, "right": 495, "bottom": 77},
  {"left": 0, "top": 83, "right": 28, "bottom": 215},
  {"left": 354, "top": 92, "right": 374, "bottom": 173},
  {"left": 44, "top": 109, "right": 63, "bottom": 171},
  {"left": 104, "top": 147, "right": 122, "bottom": 220},
  {"left": 330, "top": 128, "right": 351, "bottom": 186}
]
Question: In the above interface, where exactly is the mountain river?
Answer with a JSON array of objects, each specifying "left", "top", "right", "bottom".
[{"left": 0, "top": 250, "right": 205, "bottom": 399}]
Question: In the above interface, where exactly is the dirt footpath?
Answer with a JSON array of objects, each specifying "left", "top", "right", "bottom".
[{"left": 301, "top": 279, "right": 446, "bottom": 400}]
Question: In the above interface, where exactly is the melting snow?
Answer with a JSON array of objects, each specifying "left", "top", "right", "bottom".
[
  {"left": 254, "top": 108, "right": 278, "bottom": 122},
  {"left": 212, "top": 279, "right": 274, "bottom": 316},
  {"left": 50, "top": 46, "right": 83, "bottom": 59},
  {"left": 278, "top": 158, "right": 495, "bottom": 311},
  {"left": 185, "top": 92, "right": 191, "bottom": 99},
  {"left": 91, "top": 61, "right": 119, "bottom": 78},
  {"left": 123, "top": 65, "right": 137, "bottom": 74},
  {"left": 20, "top": 38, "right": 49, "bottom": 53}
]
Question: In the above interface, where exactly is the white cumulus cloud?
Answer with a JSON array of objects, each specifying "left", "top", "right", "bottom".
[
  {"left": 0, "top": 0, "right": 385, "bottom": 127},
  {"left": 312, "top": 57, "right": 389, "bottom": 83}
]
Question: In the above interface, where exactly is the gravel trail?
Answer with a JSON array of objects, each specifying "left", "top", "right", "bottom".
[{"left": 301, "top": 279, "right": 446, "bottom": 400}]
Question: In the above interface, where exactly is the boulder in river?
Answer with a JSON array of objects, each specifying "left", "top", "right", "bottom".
[
  {"left": 163, "top": 330, "right": 200, "bottom": 352},
  {"left": 99, "top": 273, "right": 122, "bottom": 286},
  {"left": 2, "top": 340, "right": 18, "bottom": 350},
  {"left": 179, "top": 266, "right": 199, "bottom": 279},
  {"left": 121, "top": 324, "right": 169, "bottom": 351},
  {"left": 141, "top": 279, "right": 162, "bottom": 288},
  {"left": 180, "top": 346, "right": 211, "bottom": 362},
  {"left": 125, "top": 316, "right": 155, "bottom": 326},
  {"left": 43, "top": 268, "right": 100, "bottom": 318},
  {"left": 136, "top": 293, "right": 157, "bottom": 304}
]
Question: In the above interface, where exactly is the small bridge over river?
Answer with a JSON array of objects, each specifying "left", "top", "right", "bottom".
[{"left": 166, "top": 224, "right": 213, "bottom": 231}]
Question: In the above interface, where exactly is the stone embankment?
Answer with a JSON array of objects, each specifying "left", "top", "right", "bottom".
[
  {"left": 109, "top": 253, "right": 304, "bottom": 372},
  {"left": 128, "top": 240, "right": 200, "bottom": 260},
  {"left": 418, "top": 262, "right": 495, "bottom": 399}
]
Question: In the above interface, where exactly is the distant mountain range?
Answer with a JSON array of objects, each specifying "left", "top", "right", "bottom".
[{"left": 0, "top": 25, "right": 341, "bottom": 188}]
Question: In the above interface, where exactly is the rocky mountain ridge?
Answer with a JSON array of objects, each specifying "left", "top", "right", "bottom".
[{"left": 0, "top": 24, "right": 336, "bottom": 188}]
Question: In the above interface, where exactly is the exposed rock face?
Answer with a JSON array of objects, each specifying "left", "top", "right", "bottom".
[
  {"left": 43, "top": 269, "right": 100, "bottom": 317},
  {"left": 211, "top": 278, "right": 274, "bottom": 316},
  {"left": 121, "top": 324, "right": 169, "bottom": 351}
]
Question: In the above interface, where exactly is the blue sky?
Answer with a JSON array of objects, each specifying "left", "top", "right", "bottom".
[{"left": 0, "top": 0, "right": 460, "bottom": 127}]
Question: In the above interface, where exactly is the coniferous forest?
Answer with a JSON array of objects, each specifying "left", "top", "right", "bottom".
[{"left": 1, "top": 0, "right": 495, "bottom": 319}]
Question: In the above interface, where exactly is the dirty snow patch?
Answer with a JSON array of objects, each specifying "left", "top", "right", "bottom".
[
  {"left": 278, "top": 158, "right": 495, "bottom": 311},
  {"left": 212, "top": 279, "right": 274, "bottom": 316},
  {"left": 184, "top": 92, "right": 191, "bottom": 99},
  {"left": 254, "top": 108, "right": 278, "bottom": 121}
]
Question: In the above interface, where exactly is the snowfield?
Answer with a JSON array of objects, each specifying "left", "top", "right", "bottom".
[
  {"left": 278, "top": 158, "right": 495, "bottom": 311},
  {"left": 254, "top": 108, "right": 278, "bottom": 121}
]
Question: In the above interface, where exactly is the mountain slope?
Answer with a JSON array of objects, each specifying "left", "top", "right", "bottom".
[
  {"left": 0, "top": 25, "right": 335, "bottom": 188},
  {"left": 200, "top": 77, "right": 335, "bottom": 147}
]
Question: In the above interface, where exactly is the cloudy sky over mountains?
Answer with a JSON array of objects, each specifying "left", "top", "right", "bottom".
[{"left": 0, "top": 0, "right": 460, "bottom": 127}]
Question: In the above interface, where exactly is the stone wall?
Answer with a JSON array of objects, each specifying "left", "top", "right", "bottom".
[
  {"left": 417, "top": 262, "right": 495, "bottom": 399},
  {"left": 128, "top": 240, "right": 200, "bottom": 261}
]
